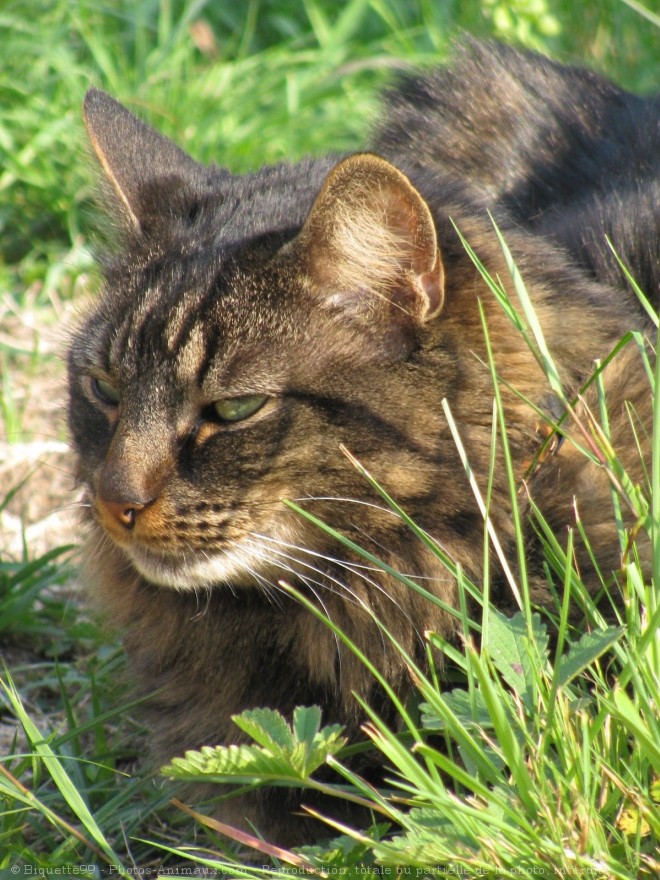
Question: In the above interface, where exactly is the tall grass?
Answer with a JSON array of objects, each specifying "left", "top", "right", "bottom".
[{"left": 0, "top": 0, "right": 658, "bottom": 874}]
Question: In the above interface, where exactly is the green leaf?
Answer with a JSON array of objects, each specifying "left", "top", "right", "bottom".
[
  {"left": 232, "top": 707, "right": 295, "bottom": 754},
  {"left": 298, "top": 832, "right": 382, "bottom": 870},
  {"left": 162, "top": 706, "right": 346, "bottom": 785},
  {"left": 374, "top": 807, "right": 475, "bottom": 866},
  {"left": 486, "top": 610, "right": 548, "bottom": 709},
  {"left": 293, "top": 704, "right": 323, "bottom": 747},
  {"left": 163, "top": 742, "right": 303, "bottom": 784},
  {"left": 556, "top": 626, "right": 625, "bottom": 687},
  {"left": 420, "top": 689, "right": 493, "bottom": 731}
]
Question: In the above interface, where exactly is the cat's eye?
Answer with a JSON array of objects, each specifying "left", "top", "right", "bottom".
[
  {"left": 213, "top": 394, "right": 267, "bottom": 423},
  {"left": 91, "top": 376, "right": 121, "bottom": 406}
]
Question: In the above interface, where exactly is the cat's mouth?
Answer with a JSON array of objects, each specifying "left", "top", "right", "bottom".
[
  {"left": 90, "top": 491, "right": 276, "bottom": 589},
  {"left": 123, "top": 540, "right": 273, "bottom": 590},
  {"left": 90, "top": 488, "right": 303, "bottom": 590},
  {"left": 105, "top": 517, "right": 304, "bottom": 591}
]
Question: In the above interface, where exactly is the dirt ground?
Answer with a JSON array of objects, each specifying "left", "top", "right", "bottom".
[
  {"left": 0, "top": 287, "right": 88, "bottom": 753},
  {"left": 0, "top": 290, "right": 80, "bottom": 559}
]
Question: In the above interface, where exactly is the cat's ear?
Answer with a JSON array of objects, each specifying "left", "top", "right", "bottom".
[
  {"left": 83, "top": 88, "right": 211, "bottom": 235},
  {"left": 297, "top": 154, "right": 444, "bottom": 323}
]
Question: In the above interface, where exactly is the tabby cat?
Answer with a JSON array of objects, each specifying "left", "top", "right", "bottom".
[{"left": 69, "top": 40, "right": 659, "bottom": 841}]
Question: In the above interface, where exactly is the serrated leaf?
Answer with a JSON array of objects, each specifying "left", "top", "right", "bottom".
[
  {"left": 231, "top": 707, "right": 294, "bottom": 754},
  {"left": 651, "top": 778, "right": 660, "bottom": 804},
  {"left": 298, "top": 832, "right": 380, "bottom": 869},
  {"left": 163, "top": 742, "right": 302, "bottom": 783},
  {"left": 407, "top": 806, "right": 455, "bottom": 830},
  {"left": 421, "top": 690, "right": 493, "bottom": 731},
  {"left": 617, "top": 806, "right": 651, "bottom": 838},
  {"left": 293, "top": 704, "right": 322, "bottom": 747},
  {"left": 376, "top": 807, "right": 460, "bottom": 864},
  {"left": 486, "top": 610, "right": 548, "bottom": 708},
  {"left": 420, "top": 691, "right": 506, "bottom": 775},
  {"left": 162, "top": 706, "right": 347, "bottom": 785},
  {"left": 289, "top": 741, "right": 309, "bottom": 776},
  {"left": 556, "top": 626, "right": 624, "bottom": 687}
]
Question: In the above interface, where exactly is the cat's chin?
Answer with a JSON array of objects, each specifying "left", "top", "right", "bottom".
[
  {"left": 124, "top": 539, "right": 282, "bottom": 591},
  {"left": 93, "top": 512, "right": 306, "bottom": 591}
]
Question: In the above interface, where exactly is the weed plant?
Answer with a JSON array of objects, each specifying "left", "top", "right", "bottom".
[{"left": 0, "top": 0, "right": 658, "bottom": 875}]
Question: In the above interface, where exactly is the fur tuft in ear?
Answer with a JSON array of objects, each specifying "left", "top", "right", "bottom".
[
  {"left": 298, "top": 153, "right": 444, "bottom": 323},
  {"left": 83, "top": 89, "right": 215, "bottom": 235}
]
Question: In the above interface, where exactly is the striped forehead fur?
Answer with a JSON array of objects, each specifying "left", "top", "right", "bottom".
[
  {"left": 174, "top": 321, "right": 207, "bottom": 383},
  {"left": 108, "top": 283, "right": 161, "bottom": 365}
]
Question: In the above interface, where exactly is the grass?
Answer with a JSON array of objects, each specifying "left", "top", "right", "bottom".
[{"left": 0, "top": 0, "right": 658, "bottom": 875}]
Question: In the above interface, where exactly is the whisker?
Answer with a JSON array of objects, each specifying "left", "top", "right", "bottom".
[
  {"left": 250, "top": 531, "right": 426, "bottom": 643},
  {"left": 288, "top": 494, "right": 399, "bottom": 516}
]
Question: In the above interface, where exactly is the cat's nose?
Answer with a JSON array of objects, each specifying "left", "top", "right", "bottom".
[{"left": 101, "top": 499, "right": 146, "bottom": 530}]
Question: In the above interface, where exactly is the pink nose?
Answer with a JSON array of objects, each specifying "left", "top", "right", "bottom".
[{"left": 100, "top": 499, "right": 146, "bottom": 529}]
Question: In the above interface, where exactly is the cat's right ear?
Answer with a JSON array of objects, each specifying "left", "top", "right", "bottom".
[{"left": 83, "top": 89, "right": 210, "bottom": 235}]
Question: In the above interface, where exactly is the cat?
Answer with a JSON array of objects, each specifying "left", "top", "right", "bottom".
[{"left": 69, "top": 39, "right": 658, "bottom": 842}]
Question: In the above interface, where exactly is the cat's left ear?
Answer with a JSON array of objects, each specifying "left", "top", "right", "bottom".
[{"left": 297, "top": 154, "right": 444, "bottom": 323}]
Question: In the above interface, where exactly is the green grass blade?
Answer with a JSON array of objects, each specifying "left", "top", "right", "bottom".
[
  {"left": 441, "top": 398, "right": 522, "bottom": 608},
  {"left": 489, "top": 212, "right": 566, "bottom": 403},
  {"left": 1, "top": 671, "right": 127, "bottom": 872}
]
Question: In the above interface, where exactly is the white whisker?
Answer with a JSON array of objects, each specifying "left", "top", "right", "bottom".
[{"left": 248, "top": 531, "right": 428, "bottom": 647}]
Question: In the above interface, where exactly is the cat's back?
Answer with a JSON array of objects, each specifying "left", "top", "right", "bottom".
[
  {"left": 374, "top": 39, "right": 660, "bottom": 298},
  {"left": 374, "top": 38, "right": 659, "bottom": 214}
]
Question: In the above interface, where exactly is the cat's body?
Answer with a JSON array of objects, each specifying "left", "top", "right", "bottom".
[
  {"left": 69, "top": 41, "right": 659, "bottom": 841},
  {"left": 375, "top": 38, "right": 660, "bottom": 294}
]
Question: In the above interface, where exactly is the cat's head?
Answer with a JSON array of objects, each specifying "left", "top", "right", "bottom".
[{"left": 69, "top": 89, "right": 447, "bottom": 592}]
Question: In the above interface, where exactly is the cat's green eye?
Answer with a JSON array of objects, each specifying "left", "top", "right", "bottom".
[
  {"left": 213, "top": 394, "right": 267, "bottom": 423},
  {"left": 92, "top": 376, "right": 121, "bottom": 406}
]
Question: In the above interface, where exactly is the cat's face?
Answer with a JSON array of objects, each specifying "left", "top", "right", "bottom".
[{"left": 69, "top": 90, "right": 446, "bottom": 592}]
